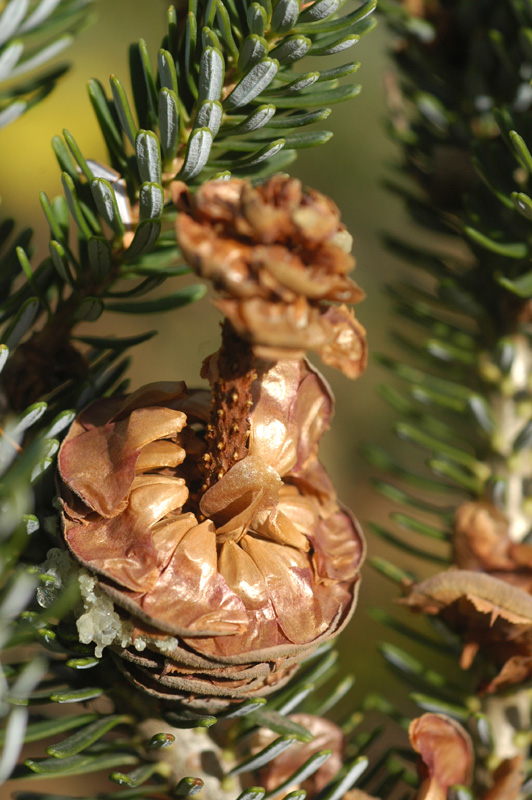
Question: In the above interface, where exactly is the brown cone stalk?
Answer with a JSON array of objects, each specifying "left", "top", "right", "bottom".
[
  {"left": 58, "top": 349, "right": 365, "bottom": 707},
  {"left": 173, "top": 175, "right": 367, "bottom": 379}
]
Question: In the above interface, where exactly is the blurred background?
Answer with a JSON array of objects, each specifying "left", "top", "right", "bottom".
[{"left": 1, "top": 0, "right": 437, "bottom": 729}]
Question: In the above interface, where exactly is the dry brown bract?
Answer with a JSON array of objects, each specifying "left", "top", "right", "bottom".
[
  {"left": 173, "top": 175, "right": 367, "bottom": 379},
  {"left": 402, "top": 570, "right": 532, "bottom": 693},
  {"left": 405, "top": 500, "right": 532, "bottom": 693},
  {"left": 480, "top": 756, "right": 524, "bottom": 800},
  {"left": 250, "top": 714, "right": 345, "bottom": 798},
  {"left": 409, "top": 713, "right": 473, "bottom": 800},
  {"left": 409, "top": 713, "right": 524, "bottom": 799},
  {"left": 454, "top": 501, "right": 532, "bottom": 592},
  {"left": 58, "top": 358, "right": 364, "bottom": 708}
]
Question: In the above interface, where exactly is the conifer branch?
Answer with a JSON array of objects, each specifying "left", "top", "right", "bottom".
[
  {"left": 371, "top": 1, "right": 532, "bottom": 795},
  {"left": 0, "top": 2, "right": 377, "bottom": 798}
]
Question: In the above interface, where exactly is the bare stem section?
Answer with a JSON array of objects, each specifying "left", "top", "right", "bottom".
[
  {"left": 200, "top": 321, "right": 256, "bottom": 491},
  {"left": 481, "top": 334, "right": 532, "bottom": 773},
  {"left": 490, "top": 334, "right": 532, "bottom": 543}
]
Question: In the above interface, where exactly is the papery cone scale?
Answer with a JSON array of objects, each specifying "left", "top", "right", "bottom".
[
  {"left": 409, "top": 713, "right": 473, "bottom": 800},
  {"left": 402, "top": 569, "right": 532, "bottom": 693},
  {"left": 453, "top": 501, "right": 532, "bottom": 591},
  {"left": 250, "top": 714, "right": 345, "bottom": 797},
  {"left": 58, "top": 357, "right": 365, "bottom": 707},
  {"left": 399, "top": 500, "right": 532, "bottom": 693},
  {"left": 479, "top": 756, "right": 524, "bottom": 800}
]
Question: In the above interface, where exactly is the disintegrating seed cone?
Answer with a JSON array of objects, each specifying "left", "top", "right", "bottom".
[
  {"left": 57, "top": 357, "right": 365, "bottom": 709},
  {"left": 173, "top": 175, "right": 367, "bottom": 379}
]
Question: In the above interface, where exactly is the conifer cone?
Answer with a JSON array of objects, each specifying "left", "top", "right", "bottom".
[
  {"left": 57, "top": 352, "right": 365, "bottom": 708},
  {"left": 173, "top": 175, "right": 367, "bottom": 379}
]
